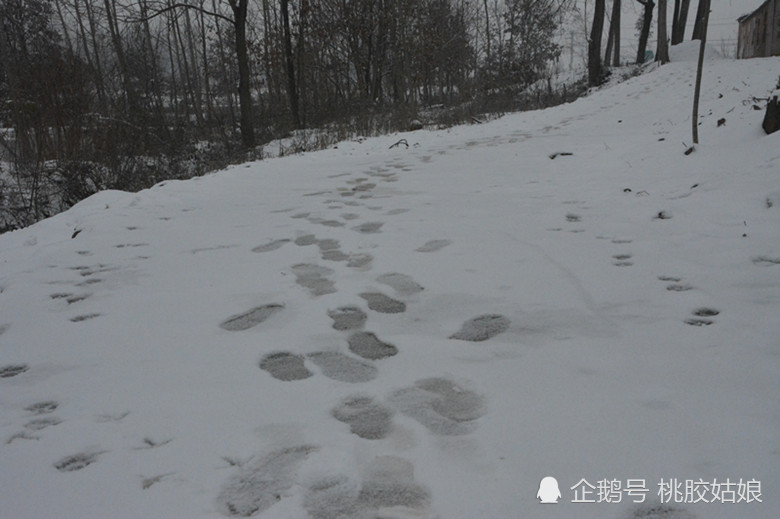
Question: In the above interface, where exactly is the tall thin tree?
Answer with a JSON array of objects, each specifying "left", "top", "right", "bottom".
[
  {"left": 588, "top": 0, "right": 606, "bottom": 86},
  {"left": 635, "top": 0, "right": 654, "bottom": 63},
  {"left": 672, "top": 0, "right": 691, "bottom": 44},
  {"left": 691, "top": 0, "right": 709, "bottom": 144},
  {"left": 656, "top": 0, "right": 669, "bottom": 63}
]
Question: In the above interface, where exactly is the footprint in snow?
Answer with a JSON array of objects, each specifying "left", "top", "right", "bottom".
[
  {"left": 260, "top": 352, "right": 313, "bottom": 381},
  {"left": 416, "top": 239, "right": 451, "bottom": 253},
  {"left": 252, "top": 239, "right": 291, "bottom": 253},
  {"left": 220, "top": 304, "right": 284, "bottom": 331},
  {"left": 26, "top": 401, "right": 59, "bottom": 414},
  {"left": 352, "top": 222, "right": 384, "bottom": 234},
  {"left": 623, "top": 504, "right": 697, "bottom": 519},
  {"left": 0, "top": 364, "right": 29, "bottom": 378},
  {"left": 684, "top": 308, "right": 719, "bottom": 327},
  {"left": 450, "top": 314, "right": 510, "bottom": 342},
  {"left": 66, "top": 293, "right": 91, "bottom": 304},
  {"left": 347, "top": 253, "right": 373, "bottom": 269},
  {"left": 135, "top": 437, "right": 173, "bottom": 450},
  {"left": 328, "top": 306, "right": 367, "bottom": 331},
  {"left": 292, "top": 264, "right": 337, "bottom": 296},
  {"left": 295, "top": 234, "right": 318, "bottom": 246},
  {"left": 317, "top": 239, "right": 350, "bottom": 262},
  {"left": 54, "top": 450, "right": 104, "bottom": 472},
  {"left": 666, "top": 283, "right": 694, "bottom": 292},
  {"left": 684, "top": 318, "right": 713, "bottom": 327},
  {"left": 375, "top": 272, "right": 424, "bottom": 296},
  {"left": 752, "top": 256, "right": 780, "bottom": 266},
  {"left": 317, "top": 238, "right": 340, "bottom": 251},
  {"left": 307, "top": 352, "right": 377, "bottom": 383},
  {"left": 70, "top": 313, "right": 102, "bottom": 323},
  {"left": 347, "top": 332, "right": 398, "bottom": 360},
  {"left": 25, "top": 417, "right": 62, "bottom": 431},
  {"left": 613, "top": 253, "right": 633, "bottom": 267},
  {"left": 304, "top": 456, "right": 432, "bottom": 519},
  {"left": 332, "top": 394, "right": 394, "bottom": 440},
  {"left": 388, "top": 378, "right": 485, "bottom": 436},
  {"left": 141, "top": 473, "right": 175, "bottom": 490},
  {"left": 359, "top": 292, "right": 406, "bottom": 313},
  {"left": 218, "top": 445, "right": 318, "bottom": 517}
]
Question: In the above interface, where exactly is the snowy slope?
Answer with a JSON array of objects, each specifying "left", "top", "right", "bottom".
[{"left": 1, "top": 45, "right": 778, "bottom": 519}]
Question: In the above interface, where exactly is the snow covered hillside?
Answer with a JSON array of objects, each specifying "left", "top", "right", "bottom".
[{"left": 1, "top": 44, "right": 778, "bottom": 519}]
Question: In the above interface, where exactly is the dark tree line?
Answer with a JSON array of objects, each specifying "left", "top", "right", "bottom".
[
  {"left": 1, "top": 0, "right": 719, "bottom": 230},
  {"left": 1, "top": 0, "right": 580, "bottom": 231}
]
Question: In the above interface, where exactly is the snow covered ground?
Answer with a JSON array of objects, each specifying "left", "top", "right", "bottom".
[{"left": 1, "top": 44, "right": 778, "bottom": 519}]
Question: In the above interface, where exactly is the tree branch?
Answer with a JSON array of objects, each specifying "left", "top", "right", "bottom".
[{"left": 129, "top": 2, "right": 234, "bottom": 25}]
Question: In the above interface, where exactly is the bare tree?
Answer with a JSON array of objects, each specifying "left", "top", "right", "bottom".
[
  {"left": 671, "top": 0, "right": 691, "bottom": 44},
  {"left": 656, "top": 0, "right": 669, "bottom": 63},
  {"left": 604, "top": 0, "right": 621, "bottom": 66},
  {"left": 280, "top": 0, "right": 300, "bottom": 127},
  {"left": 635, "top": 0, "right": 654, "bottom": 64},
  {"left": 691, "top": 0, "right": 707, "bottom": 40},
  {"left": 691, "top": 0, "right": 709, "bottom": 144},
  {"left": 588, "top": 0, "right": 605, "bottom": 86}
]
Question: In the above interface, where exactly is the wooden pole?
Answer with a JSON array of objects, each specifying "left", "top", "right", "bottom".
[{"left": 692, "top": 0, "right": 710, "bottom": 145}]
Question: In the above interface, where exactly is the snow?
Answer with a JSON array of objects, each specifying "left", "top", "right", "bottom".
[{"left": 1, "top": 49, "right": 779, "bottom": 519}]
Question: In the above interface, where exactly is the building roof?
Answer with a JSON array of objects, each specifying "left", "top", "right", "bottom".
[{"left": 738, "top": 0, "right": 775, "bottom": 24}]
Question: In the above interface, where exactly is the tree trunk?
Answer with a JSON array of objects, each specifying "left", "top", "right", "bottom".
[
  {"left": 612, "top": 0, "right": 621, "bottom": 66},
  {"left": 80, "top": 0, "right": 108, "bottom": 111},
  {"left": 588, "top": 0, "right": 606, "bottom": 86},
  {"left": 164, "top": 8, "right": 181, "bottom": 123},
  {"left": 692, "top": 0, "right": 707, "bottom": 40},
  {"left": 197, "top": 2, "right": 215, "bottom": 125},
  {"left": 103, "top": 0, "right": 133, "bottom": 112},
  {"left": 656, "top": 0, "right": 670, "bottom": 64},
  {"left": 72, "top": 0, "right": 104, "bottom": 110},
  {"left": 673, "top": 0, "right": 691, "bottom": 44},
  {"left": 604, "top": 0, "right": 621, "bottom": 66},
  {"left": 172, "top": 9, "right": 203, "bottom": 128},
  {"left": 296, "top": 0, "right": 308, "bottom": 125},
  {"left": 636, "top": 0, "right": 655, "bottom": 64},
  {"left": 183, "top": 8, "right": 205, "bottom": 128},
  {"left": 692, "top": 0, "right": 709, "bottom": 144},
  {"left": 53, "top": 0, "right": 74, "bottom": 54},
  {"left": 139, "top": 0, "right": 167, "bottom": 132},
  {"left": 229, "top": 0, "right": 255, "bottom": 147},
  {"left": 280, "top": 0, "right": 300, "bottom": 128},
  {"left": 483, "top": 0, "right": 491, "bottom": 67},
  {"left": 214, "top": 0, "right": 237, "bottom": 130}
]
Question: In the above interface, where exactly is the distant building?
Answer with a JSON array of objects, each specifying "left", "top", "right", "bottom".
[{"left": 737, "top": 0, "right": 780, "bottom": 58}]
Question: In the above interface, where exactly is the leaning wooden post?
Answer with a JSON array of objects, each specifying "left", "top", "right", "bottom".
[{"left": 692, "top": 0, "right": 710, "bottom": 145}]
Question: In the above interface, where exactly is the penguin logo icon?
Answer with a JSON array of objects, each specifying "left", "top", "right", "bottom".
[{"left": 537, "top": 476, "right": 562, "bottom": 503}]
